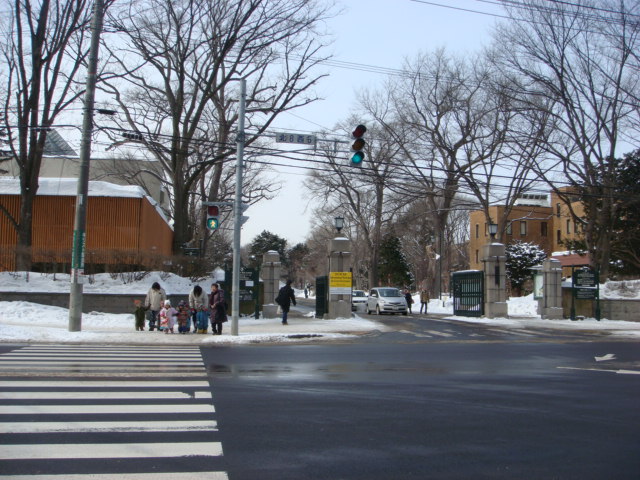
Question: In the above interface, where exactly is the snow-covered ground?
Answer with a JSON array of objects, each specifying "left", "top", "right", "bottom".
[{"left": 0, "top": 272, "right": 639, "bottom": 344}]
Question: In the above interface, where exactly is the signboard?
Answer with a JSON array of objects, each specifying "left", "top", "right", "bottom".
[
  {"left": 533, "top": 273, "right": 544, "bottom": 300},
  {"left": 575, "top": 287, "right": 597, "bottom": 300},
  {"left": 275, "top": 132, "right": 316, "bottom": 145},
  {"left": 329, "top": 271, "right": 352, "bottom": 295},
  {"left": 574, "top": 268, "right": 597, "bottom": 287}
]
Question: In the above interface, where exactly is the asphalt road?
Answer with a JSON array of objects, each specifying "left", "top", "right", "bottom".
[{"left": 203, "top": 334, "right": 640, "bottom": 479}]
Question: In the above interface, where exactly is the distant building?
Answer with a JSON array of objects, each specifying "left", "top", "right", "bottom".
[
  {"left": 468, "top": 189, "right": 588, "bottom": 273},
  {"left": 0, "top": 178, "right": 173, "bottom": 272},
  {"left": 0, "top": 131, "right": 170, "bottom": 212}
]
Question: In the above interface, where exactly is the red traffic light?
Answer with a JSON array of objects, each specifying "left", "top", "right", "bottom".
[
  {"left": 352, "top": 124, "right": 366, "bottom": 138},
  {"left": 207, "top": 205, "right": 219, "bottom": 216}
]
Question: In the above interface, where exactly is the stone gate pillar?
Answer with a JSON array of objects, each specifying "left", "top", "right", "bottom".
[
  {"left": 328, "top": 237, "right": 352, "bottom": 319},
  {"left": 482, "top": 242, "right": 508, "bottom": 318},
  {"left": 538, "top": 258, "right": 563, "bottom": 319},
  {"left": 261, "top": 250, "right": 281, "bottom": 319}
]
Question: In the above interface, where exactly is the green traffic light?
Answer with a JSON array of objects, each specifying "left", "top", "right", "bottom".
[
  {"left": 206, "top": 217, "right": 219, "bottom": 230},
  {"left": 351, "top": 151, "right": 364, "bottom": 165}
]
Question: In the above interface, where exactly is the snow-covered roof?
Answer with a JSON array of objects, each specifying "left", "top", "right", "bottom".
[
  {"left": 0, "top": 177, "right": 146, "bottom": 198},
  {"left": 0, "top": 177, "right": 171, "bottom": 228}
]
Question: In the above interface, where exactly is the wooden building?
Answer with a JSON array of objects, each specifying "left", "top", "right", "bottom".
[{"left": 0, "top": 178, "right": 173, "bottom": 272}]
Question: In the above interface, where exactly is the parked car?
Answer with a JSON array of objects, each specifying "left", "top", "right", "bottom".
[
  {"left": 351, "top": 290, "right": 367, "bottom": 311},
  {"left": 366, "top": 287, "right": 408, "bottom": 315}
]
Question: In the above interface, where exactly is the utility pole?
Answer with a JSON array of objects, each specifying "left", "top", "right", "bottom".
[
  {"left": 231, "top": 79, "right": 246, "bottom": 336},
  {"left": 68, "top": 0, "right": 104, "bottom": 331}
]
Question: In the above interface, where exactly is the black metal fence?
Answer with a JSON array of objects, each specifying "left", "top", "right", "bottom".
[{"left": 451, "top": 270, "right": 484, "bottom": 317}]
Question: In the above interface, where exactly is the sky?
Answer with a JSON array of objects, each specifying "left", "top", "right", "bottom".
[{"left": 240, "top": 0, "right": 504, "bottom": 247}]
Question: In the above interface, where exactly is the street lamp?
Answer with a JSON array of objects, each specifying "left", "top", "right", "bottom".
[
  {"left": 334, "top": 216, "right": 344, "bottom": 234},
  {"left": 489, "top": 223, "right": 498, "bottom": 241}
]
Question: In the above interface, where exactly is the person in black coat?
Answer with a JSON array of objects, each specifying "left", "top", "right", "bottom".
[
  {"left": 276, "top": 279, "right": 296, "bottom": 325},
  {"left": 209, "top": 283, "right": 228, "bottom": 335}
]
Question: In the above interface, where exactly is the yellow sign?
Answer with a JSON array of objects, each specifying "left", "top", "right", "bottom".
[{"left": 330, "top": 272, "right": 352, "bottom": 294}]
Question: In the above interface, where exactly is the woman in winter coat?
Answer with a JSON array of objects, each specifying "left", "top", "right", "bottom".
[
  {"left": 144, "top": 282, "right": 166, "bottom": 331},
  {"left": 209, "top": 283, "right": 228, "bottom": 335},
  {"left": 189, "top": 285, "right": 207, "bottom": 333}
]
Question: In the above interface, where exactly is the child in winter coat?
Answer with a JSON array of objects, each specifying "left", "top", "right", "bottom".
[
  {"left": 159, "top": 300, "right": 177, "bottom": 334},
  {"left": 177, "top": 301, "right": 190, "bottom": 334},
  {"left": 196, "top": 305, "right": 209, "bottom": 333},
  {"left": 133, "top": 299, "right": 147, "bottom": 331}
]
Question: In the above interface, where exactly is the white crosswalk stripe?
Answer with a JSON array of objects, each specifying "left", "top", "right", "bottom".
[{"left": 0, "top": 345, "right": 228, "bottom": 479}]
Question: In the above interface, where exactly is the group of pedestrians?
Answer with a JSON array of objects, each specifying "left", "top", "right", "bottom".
[
  {"left": 138, "top": 282, "right": 229, "bottom": 335},
  {"left": 403, "top": 288, "right": 430, "bottom": 315}
]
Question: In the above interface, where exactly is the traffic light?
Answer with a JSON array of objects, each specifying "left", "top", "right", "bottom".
[
  {"left": 350, "top": 124, "right": 366, "bottom": 166},
  {"left": 206, "top": 205, "right": 220, "bottom": 230}
]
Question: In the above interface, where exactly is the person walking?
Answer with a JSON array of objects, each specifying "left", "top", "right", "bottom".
[
  {"left": 420, "top": 289, "right": 430, "bottom": 314},
  {"left": 276, "top": 279, "right": 296, "bottom": 325},
  {"left": 209, "top": 283, "right": 228, "bottom": 335},
  {"left": 144, "top": 282, "right": 166, "bottom": 331},
  {"left": 189, "top": 285, "right": 207, "bottom": 333}
]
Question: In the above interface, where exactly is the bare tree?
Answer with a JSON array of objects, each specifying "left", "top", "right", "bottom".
[
  {"left": 493, "top": 0, "right": 640, "bottom": 279},
  {"left": 100, "top": 0, "right": 335, "bottom": 254},
  {"left": 364, "top": 49, "right": 538, "bottom": 281},
  {"left": 304, "top": 122, "right": 405, "bottom": 288},
  {"left": 0, "top": 0, "right": 103, "bottom": 270}
]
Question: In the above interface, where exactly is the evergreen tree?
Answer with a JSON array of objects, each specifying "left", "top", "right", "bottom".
[
  {"left": 610, "top": 150, "right": 640, "bottom": 275},
  {"left": 505, "top": 241, "right": 547, "bottom": 295},
  {"left": 249, "top": 231, "right": 288, "bottom": 266},
  {"left": 378, "top": 235, "right": 413, "bottom": 287}
]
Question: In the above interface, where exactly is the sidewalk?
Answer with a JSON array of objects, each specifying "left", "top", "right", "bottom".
[
  {"left": 2, "top": 299, "right": 640, "bottom": 345},
  {"left": 0, "top": 302, "right": 389, "bottom": 345}
]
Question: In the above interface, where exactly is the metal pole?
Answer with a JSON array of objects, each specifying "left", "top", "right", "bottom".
[
  {"left": 68, "top": 0, "right": 104, "bottom": 332},
  {"left": 438, "top": 230, "right": 443, "bottom": 302},
  {"left": 231, "top": 79, "right": 246, "bottom": 336}
]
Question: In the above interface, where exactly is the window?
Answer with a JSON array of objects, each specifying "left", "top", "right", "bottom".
[
  {"left": 566, "top": 219, "right": 571, "bottom": 234},
  {"left": 484, "top": 223, "right": 488, "bottom": 237},
  {"left": 556, "top": 203, "right": 561, "bottom": 217},
  {"left": 557, "top": 230, "right": 561, "bottom": 243},
  {"left": 520, "top": 221, "right": 527, "bottom": 236},
  {"left": 475, "top": 224, "right": 479, "bottom": 239},
  {"left": 506, "top": 223, "right": 512, "bottom": 235},
  {"left": 541, "top": 222, "right": 548, "bottom": 236},
  {"left": 475, "top": 250, "right": 479, "bottom": 264}
]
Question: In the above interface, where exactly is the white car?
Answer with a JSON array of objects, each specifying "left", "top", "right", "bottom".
[
  {"left": 366, "top": 287, "right": 408, "bottom": 315},
  {"left": 351, "top": 290, "right": 367, "bottom": 311}
]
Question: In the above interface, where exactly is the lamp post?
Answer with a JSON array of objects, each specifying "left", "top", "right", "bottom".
[
  {"left": 489, "top": 223, "right": 498, "bottom": 241},
  {"left": 334, "top": 216, "right": 344, "bottom": 235}
]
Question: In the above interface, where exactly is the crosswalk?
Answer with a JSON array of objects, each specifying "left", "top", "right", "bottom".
[{"left": 0, "top": 345, "right": 228, "bottom": 479}]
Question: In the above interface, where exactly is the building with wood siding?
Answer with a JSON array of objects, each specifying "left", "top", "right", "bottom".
[{"left": 0, "top": 178, "right": 173, "bottom": 272}]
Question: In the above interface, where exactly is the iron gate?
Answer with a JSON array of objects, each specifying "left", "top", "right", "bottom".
[
  {"left": 451, "top": 270, "right": 484, "bottom": 317},
  {"left": 315, "top": 275, "right": 328, "bottom": 318}
]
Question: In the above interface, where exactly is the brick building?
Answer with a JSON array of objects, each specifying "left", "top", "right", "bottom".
[{"left": 468, "top": 190, "right": 587, "bottom": 272}]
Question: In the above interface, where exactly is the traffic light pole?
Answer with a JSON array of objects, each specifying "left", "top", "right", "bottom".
[
  {"left": 231, "top": 79, "right": 247, "bottom": 336},
  {"left": 68, "top": 0, "right": 104, "bottom": 332}
]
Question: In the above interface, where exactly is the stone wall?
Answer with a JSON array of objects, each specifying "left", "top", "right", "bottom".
[{"left": 561, "top": 288, "right": 639, "bottom": 321}]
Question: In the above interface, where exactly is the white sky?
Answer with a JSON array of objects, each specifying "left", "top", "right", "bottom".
[{"left": 241, "top": 0, "right": 503, "bottom": 247}]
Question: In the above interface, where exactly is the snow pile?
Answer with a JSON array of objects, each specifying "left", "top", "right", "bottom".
[
  {"left": 0, "top": 271, "right": 221, "bottom": 295},
  {"left": 0, "top": 301, "right": 387, "bottom": 345},
  {"left": 602, "top": 280, "right": 640, "bottom": 299}
]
